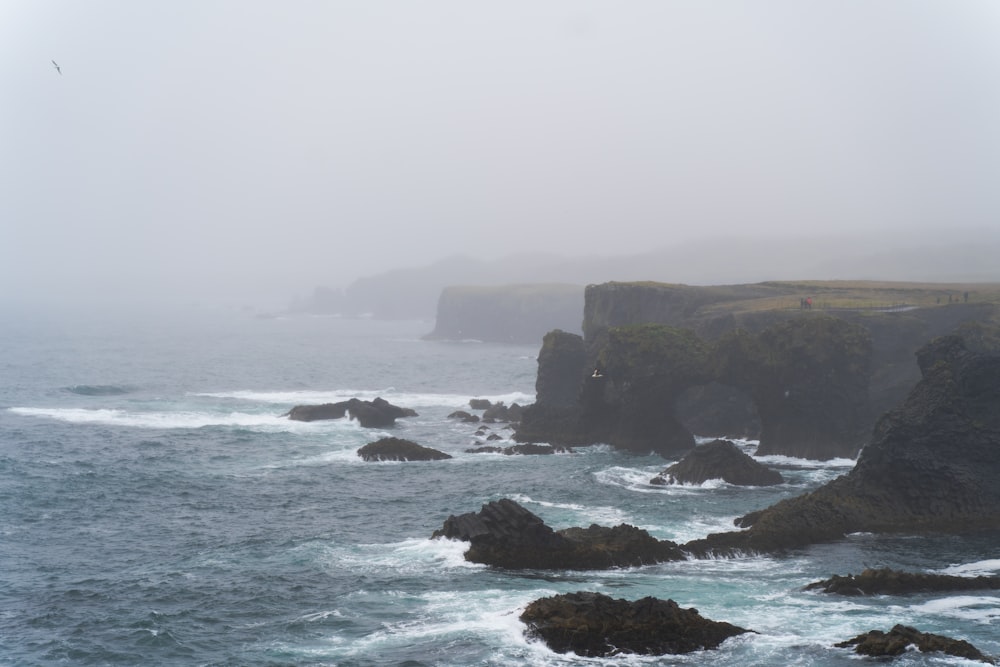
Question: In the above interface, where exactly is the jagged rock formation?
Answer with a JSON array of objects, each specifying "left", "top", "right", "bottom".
[
  {"left": 518, "top": 317, "right": 871, "bottom": 458},
  {"left": 651, "top": 439, "right": 783, "bottom": 486},
  {"left": 286, "top": 397, "right": 417, "bottom": 427},
  {"left": 431, "top": 498, "right": 684, "bottom": 569},
  {"left": 806, "top": 568, "right": 1000, "bottom": 596},
  {"left": 357, "top": 437, "right": 452, "bottom": 462},
  {"left": 423, "top": 283, "right": 584, "bottom": 343},
  {"left": 520, "top": 592, "right": 750, "bottom": 657},
  {"left": 683, "top": 330, "right": 1000, "bottom": 555},
  {"left": 836, "top": 625, "right": 995, "bottom": 664}
]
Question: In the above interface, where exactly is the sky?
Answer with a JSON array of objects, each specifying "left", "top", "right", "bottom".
[{"left": 3, "top": 1, "right": 999, "bottom": 309}]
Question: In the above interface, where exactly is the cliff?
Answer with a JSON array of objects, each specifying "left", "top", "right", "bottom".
[
  {"left": 423, "top": 283, "right": 583, "bottom": 343},
  {"left": 684, "top": 327, "right": 1000, "bottom": 555},
  {"left": 517, "top": 280, "right": 1000, "bottom": 458},
  {"left": 518, "top": 316, "right": 873, "bottom": 458}
]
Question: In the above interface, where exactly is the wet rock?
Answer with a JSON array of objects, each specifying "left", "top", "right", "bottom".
[
  {"left": 432, "top": 498, "right": 684, "bottom": 569},
  {"left": 469, "top": 398, "right": 492, "bottom": 410},
  {"left": 805, "top": 567, "right": 1000, "bottom": 596},
  {"left": 357, "top": 437, "right": 451, "bottom": 462},
  {"left": 287, "top": 397, "right": 417, "bottom": 427},
  {"left": 651, "top": 439, "right": 783, "bottom": 486},
  {"left": 448, "top": 410, "right": 480, "bottom": 423},
  {"left": 520, "top": 591, "right": 750, "bottom": 657},
  {"left": 836, "top": 624, "right": 994, "bottom": 664}
]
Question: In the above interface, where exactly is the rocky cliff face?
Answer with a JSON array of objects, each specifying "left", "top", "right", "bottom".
[
  {"left": 520, "top": 281, "right": 998, "bottom": 459},
  {"left": 684, "top": 329, "right": 1000, "bottom": 555},
  {"left": 517, "top": 316, "right": 872, "bottom": 458},
  {"left": 423, "top": 283, "right": 583, "bottom": 343}
]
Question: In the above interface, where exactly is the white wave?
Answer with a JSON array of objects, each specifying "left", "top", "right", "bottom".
[
  {"left": 901, "top": 595, "right": 1000, "bottom": 623},
  {"left": 754, "top": 454, "right": 857, "bottom": 469},
  {"left": 593, "top": 465, "right": 728, "bottom": 495},
  {"left": 937, "top": 559, "right": 1000, "bottom": 577},
  {"left": 506, "top": 493, "right": 632, "bottom": 527},
  {"left": 7, "top": 406, "right": 360, "bottom": 432},
  {"left": 192, "top": 388, "right": 535, "bottom": 409},
  {"left": 315, "top": 537, "right": 482, "bottom": 576}
]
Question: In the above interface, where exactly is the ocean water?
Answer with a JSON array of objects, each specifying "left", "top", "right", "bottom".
[{"left": 1, "top": 308, "right": 997, "bottom": 666}]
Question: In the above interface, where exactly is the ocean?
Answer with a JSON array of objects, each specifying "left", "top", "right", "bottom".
[{"left": 2, "top": 308, "right": 997, "bottom": 666}]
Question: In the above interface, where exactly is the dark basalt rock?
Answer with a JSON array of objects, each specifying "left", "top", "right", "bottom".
[
  {"left": 684, "top": 331, "right": 1000, "bottom": 556},
  {"left": 482, "top": 401, "right": 524, "bottom": 423},
  {"left": 432, "top": 499, "right": 684, "bottom": 569},
  {"left": 448, "top": 410, "right": 480, "bottom": 423},
  {"left": 287, "top": 397, "right": 417, "bottom": 427},
  {"left": 805, "top": 567, "right": 1000, "bottom": 596},
  {"left": 469, "top": 398, "right": 492, "bottom": 410},
  {"left": 357, "top": 437, "right": 452, "bottom": 462},
  {"left": 520, "top": 591, "right": 750, "bottom": 657},
  {"left": 836, "top": 624, "right": 995, "bottom": 664},
  {"left": 651, "top": 439, "right": 783, "bottom": 486}
]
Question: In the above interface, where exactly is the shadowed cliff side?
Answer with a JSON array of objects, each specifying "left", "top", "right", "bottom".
[
  {"left": 517, "top": 316, "right": 872, "bottom": 459},
  {"left": 684, "top": 326, "right": 1000, "bottom": 556}
]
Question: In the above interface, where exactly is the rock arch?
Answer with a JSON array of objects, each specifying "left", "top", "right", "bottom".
[{"left": 517, "top": 317, "right": 872, "bottom": 460}]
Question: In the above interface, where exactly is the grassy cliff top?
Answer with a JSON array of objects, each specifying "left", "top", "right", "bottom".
[{"left": 594, "top": 280, "right": 1000, "bottom": 316}]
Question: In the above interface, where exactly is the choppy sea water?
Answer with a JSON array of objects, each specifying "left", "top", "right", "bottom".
[{"left": 1, "top": 308, "right": 997, "bottom": 666}]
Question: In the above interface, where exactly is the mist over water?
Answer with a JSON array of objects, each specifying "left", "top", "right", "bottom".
[{"left": 2, "top": 312, "right": 997, "bottom": 665}]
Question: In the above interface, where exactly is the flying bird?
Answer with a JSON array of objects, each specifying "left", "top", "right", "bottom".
[{"left": 52, "top": 60, "right": 61, "bottom": 75}]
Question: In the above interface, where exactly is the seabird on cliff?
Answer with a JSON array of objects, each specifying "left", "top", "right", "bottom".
[{"left": 52, "top": 60, "right": 61, "bottom": 75}]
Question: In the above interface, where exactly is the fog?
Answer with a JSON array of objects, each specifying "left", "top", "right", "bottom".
[{"left": 3, "top": 1, "right": 999, "bottom": 311}]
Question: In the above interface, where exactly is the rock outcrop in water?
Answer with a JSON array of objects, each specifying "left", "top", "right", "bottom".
[
  {"left": 683, "top": 330, "right": 1000, "bottom": 555},
  {"left": 357, "top": 437, "right": 452, "bottom": 462},
  {"left": 805, "top": 568, "right": 1000, "bottom": 596},
  {"left": 431, "top": 498, "right": 684, "bottom": 569},
  {"left": 286, "top": 397, "right": 417, "bottom": 427},
  {"left": 520, "top": 591, "right": 750, "bottom": 657},
  {"left": 651, "top": 439, "right": 784, "bottom": 486},
  {"left": 836, "top": 625, "right": 995, "bottom": 664}
]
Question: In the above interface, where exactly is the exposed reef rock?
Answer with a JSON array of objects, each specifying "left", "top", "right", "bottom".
[
  {"left": 836, "top": 625, "right": 994, "bottom": 664},
  {"left": 287, "top": 397, "right": 417, "bottom": 427},
  {"left": 520, "top": 591, "right": 750, "bottom": 657},
  {"left": 431, "top": 498, "right": 684, "bottom": 569},
  {"left": 357, "top": 437, "right": 452, "bottom": 462},
  {"left": 684, "top": 331, "right": 1000, "bottom": 555},
  {"left": 423, "top": 283, "right": 584, "bottom": 343},
  {"left": 805, "top": 567, "right": 1000, "bottom": 596},
  {"left": 651, "top": 439, "right": 783, "bottom": 486},
  {"left": 518, "top": 317, "right": 871, "bottom": 459}
]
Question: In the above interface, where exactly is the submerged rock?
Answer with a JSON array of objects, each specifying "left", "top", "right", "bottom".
[
  {"left": 520, "top": 591, "right": 750, "bottom": 657},
  {"left": 651, "top": 439, "right": 783, "bottom": 486},
  {"left": 432, "top": 498, "right": 684, "bottom": 569},
  {"left": 836, "top": 624, "right": 995, "bottom": 664},
  {"left": 357, "top": 437, "right": 451, "bottom": 462},
  {"left": 805, "top": 567, "right": 1000, "bottom": 596}
]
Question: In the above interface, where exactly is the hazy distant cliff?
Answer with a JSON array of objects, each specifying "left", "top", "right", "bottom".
[{"left": 424, "top": 284, "right": 584, "bottom": 343}]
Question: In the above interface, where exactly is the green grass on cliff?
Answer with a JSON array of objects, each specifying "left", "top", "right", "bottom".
[{"left": 612, "top": 280, "right": 1000, "bottom": 317}]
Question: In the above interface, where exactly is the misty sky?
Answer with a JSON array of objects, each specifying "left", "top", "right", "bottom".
[{"left": 3, "top": 1, "right": 999, "bottom": 308}]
